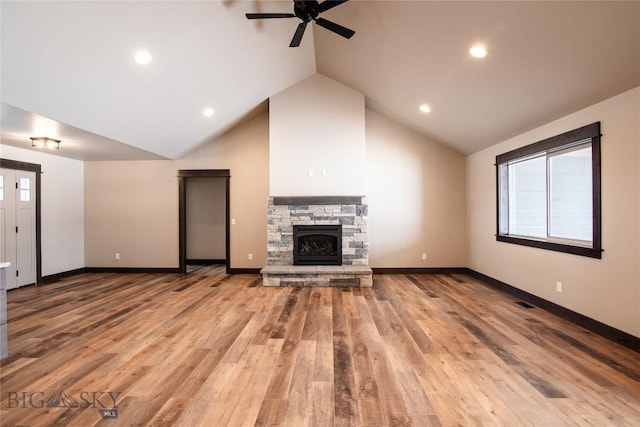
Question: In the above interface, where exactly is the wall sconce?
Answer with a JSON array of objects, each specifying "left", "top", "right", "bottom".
[{"left": 30, "top": 137, "right": 60, "bottom": 149}]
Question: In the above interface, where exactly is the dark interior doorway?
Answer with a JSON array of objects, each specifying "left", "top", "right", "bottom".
[{"left": 178, "top": 170, "right": 230, "bottom": 274}]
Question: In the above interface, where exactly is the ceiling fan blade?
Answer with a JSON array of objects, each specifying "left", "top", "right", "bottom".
[
  {"left": 317, "top": 0, "right": 349, "bottom": 14},
  {"left": 314, "top": 17, "right": 355, "bottom": 39},
  {"left": 245, "top": 13, "right": 295, "bottom": 19},
  {"left": 290, "top": 21, "right": 308, "bottom": 47}
]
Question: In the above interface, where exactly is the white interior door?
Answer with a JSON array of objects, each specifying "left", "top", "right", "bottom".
[
  {"left": 0, "top": 170, "right": 17, "bottom": 288},
  {"left": 0, "top": 168, "right": 36, "bottom": 289}
]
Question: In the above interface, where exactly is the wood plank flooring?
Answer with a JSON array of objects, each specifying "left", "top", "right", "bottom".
[{"left": 1, "top": 265, "right": 639, "bottom": 426}]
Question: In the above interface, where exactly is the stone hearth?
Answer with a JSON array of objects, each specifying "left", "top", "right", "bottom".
[
  {"left": 261, "top": 196, "right": 372, "bottom": 287},
  {"left": 261, "top": 265, "right": 373, "bottom": 287}
]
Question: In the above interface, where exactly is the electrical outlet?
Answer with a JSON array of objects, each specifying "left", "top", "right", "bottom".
[
  {"left": 556, "top": 281, "right": 563, "bottom": 293},
  {"left": 231, "top": 218, "right": 236, "bottom": 225},
  {"left": 115, "top": 252, "right": 120, "bottom": 260},
  {"left": 248, "top": 253, "right": 253, "bottom": 260},
  {"left": 421, "top": 253, "right": 427, "bottom": 260}
]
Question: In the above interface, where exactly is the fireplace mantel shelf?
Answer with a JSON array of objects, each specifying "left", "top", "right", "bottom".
[{"left": 272, "top": 196, "right": 365, "bottom": 205}]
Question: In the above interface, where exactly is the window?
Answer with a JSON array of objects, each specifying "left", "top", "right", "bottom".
[
  {"left": 496, "top": 122, "right": 602, "bottom": 258},
  {"left": 20, "top": 177, "right": 31, "bottom": 202}
]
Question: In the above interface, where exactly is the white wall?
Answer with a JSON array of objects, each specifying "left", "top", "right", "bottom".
[
  {"left": 366, "top": 110, "right": 467, "bottom": 268},
  {"left": 467, "top": 87, "right": 640, "bottom": 337},
  {"left": 0, "top": 145, "right": 84, "bottom": 276},
  {"left": 269, "top": 73, "right": 366, "bottom": 196}
]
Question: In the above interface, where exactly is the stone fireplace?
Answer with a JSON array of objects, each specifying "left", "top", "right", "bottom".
[{"left": 261, "top": 196, "right": 372, "bottom": 287}]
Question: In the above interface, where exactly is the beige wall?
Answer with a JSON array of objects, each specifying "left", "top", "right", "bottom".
[
  {"left": 466, "top": 87, "right": 640, "bottom": 337},
  {"left": 84, "top": 113, "right": 270, "bottom": 270},
  {"left": 178, "top": 113, "right": 270, "bottom": 269},
  {"left": 83, "top": 105, "right": 470, "bottom": 271},
  {"left": 366, "top": 109, "right": 467, "bottom": 268},
  {"left": 84, "top": 160, "right": 177, "bottom": 268},
  {"left": 268, "top": 73, "right": 468, "bottom": 268},
  {"left": 269, "top": 73, "right": 366, "bottom": 196}
]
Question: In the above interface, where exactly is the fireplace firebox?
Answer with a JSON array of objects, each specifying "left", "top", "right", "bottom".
[{"left": 293, "top": 225, "right": 342, "bottom": 266}]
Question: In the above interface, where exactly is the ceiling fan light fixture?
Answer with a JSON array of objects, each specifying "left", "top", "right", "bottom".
[{"left": 419, "top": 104, "right": 431, "bottom": 113}]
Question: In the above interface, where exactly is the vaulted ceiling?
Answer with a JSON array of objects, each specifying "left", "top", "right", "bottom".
[{"left": 2, "top": 1, "right": 639, "bottom": 161}]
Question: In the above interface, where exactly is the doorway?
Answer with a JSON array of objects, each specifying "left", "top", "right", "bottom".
[
  {"left": 0, "top": 159, "right": 42, "bottom": 288},
  {"left": 178, "top": 170, "right": 230, "bottom": 274}
]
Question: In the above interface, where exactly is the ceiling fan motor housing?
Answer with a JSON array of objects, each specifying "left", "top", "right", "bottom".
[{"left": 294, "top": 1, "right": 320, "bottom": 22}]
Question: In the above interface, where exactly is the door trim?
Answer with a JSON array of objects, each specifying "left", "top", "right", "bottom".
[
  {"left": 1, "top": 158, "right": 42, "bottom": 284},
  {"left": 178, "top": 169, "right": 230, "bottom": 274}
]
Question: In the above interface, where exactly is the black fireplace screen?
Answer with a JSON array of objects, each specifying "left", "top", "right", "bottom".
[{"left": 293, "top": 225, "right": 342, "bottom": 265}]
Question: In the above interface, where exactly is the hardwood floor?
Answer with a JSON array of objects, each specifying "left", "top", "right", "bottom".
[{"left": 1, "top": 265, "right": 639, "bottom": 426}]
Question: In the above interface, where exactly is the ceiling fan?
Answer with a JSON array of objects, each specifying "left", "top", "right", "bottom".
[{"left": 246, "top": 0, "right": 355, "bottom": 48}]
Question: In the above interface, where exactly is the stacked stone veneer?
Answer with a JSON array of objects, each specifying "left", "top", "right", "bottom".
[{"left": 261, "top": 196, "right": 372, "bottom": 287}]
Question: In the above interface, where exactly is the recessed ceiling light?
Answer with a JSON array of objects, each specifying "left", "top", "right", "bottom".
[
  {"left": 134, "top": 50, "right": 152, "bottom": 65},
  {"left": 203, "top": 108, "right": 215, "bottom": 117},
  {"left": 419, "top": 104, "right": 431, "bottom": 113},
  {"left": 469, "top": 44, "right": 487, "bottom": 59}
]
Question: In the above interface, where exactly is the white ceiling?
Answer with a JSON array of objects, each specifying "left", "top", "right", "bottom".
[{"left": 1, "top": 1, "right": 639, "bottom": 160}]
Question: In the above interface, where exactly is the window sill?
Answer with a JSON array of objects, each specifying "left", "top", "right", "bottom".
[{"left": 496, "top": 235, "right": 602, "bottom": 259}]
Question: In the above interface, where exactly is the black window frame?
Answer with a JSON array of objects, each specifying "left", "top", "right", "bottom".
[{"left": 495, "top": 122, "right": 602, "bottom": 259}]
